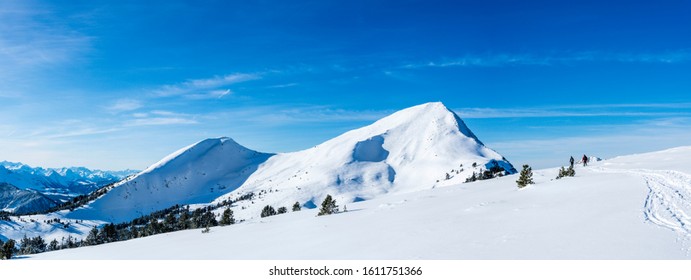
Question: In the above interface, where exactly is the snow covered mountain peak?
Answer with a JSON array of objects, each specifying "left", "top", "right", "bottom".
[
  {"left": 223, "top": 102, "right": 516, "bottom": 219},
  {"left": 66, "top": 137, "right": 275, "bottom": 222},
  {"left": 345, "top": 102, "right": 476, "bottom": 137},
  {"left": 141, "top": 136, "right": 253, "bottom": 174}
]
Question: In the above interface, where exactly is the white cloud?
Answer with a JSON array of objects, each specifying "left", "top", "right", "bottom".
[
  {"left": 126, "top": 110, "right": 198, "bottom": 126},
  {"left": 153, "top": 73, "right": 260, "bottom": 98},
  {"left": 267, "top": 83, "right": 299, "bottom": 89},
  {"left": 0, "top": 1, "right": 91, "bottom": 67},
  {"left": 453, "top": 103, "right": 691, "bottom": 119},
  {"left": 150, "top": 110, "right": 177, "bottom": 116},
  {"left": 127, "top": 117, "right": 198, "bottom": 126},
  {"left": 186, "top": 89, "right": 232, "bottom": 100},
  {"left": 207, "top": 105, "right": 391, "bottom": 125},
  {"left": 403, "top": 50, "right": 691, "bottom": 69},
  {"left": 107, "top": 99, "right": 143, "bottom": 112},
  {"left": 44, "top": 127, "right": 121, "bottom": 139}
]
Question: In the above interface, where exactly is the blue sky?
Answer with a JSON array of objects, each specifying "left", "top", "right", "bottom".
[{"left": 1, "top": 0, "right": 690, "bottom": 170}]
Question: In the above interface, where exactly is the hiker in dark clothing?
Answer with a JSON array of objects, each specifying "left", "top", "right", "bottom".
[
  {"left": 582, "top": 154, "right": 588, "bottom": 166},
  {"left": 569, "top": 156, "right": 575, "bottom": 168}
]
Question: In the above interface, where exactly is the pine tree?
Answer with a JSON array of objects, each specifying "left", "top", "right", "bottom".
[
  {"left": 1, "top": 239, "right": 16, "bottom": 259},
  {"left": 516, "top": 164, "right": 534, "bottom": 188},
  {"left": 318, "top": 194, "right": 339, "bottom": 216},
  {"left": 556, "top": 165, "right": 576, "bottom": 180},
  {"left": 261, "top": 205, "right": 276, "bottom": 218},
  {"left": 220, "top": 207, "right": 235, "bottom": 226},
  {"left": 178, "top": 210, "right": 190, "bottom": 230},
  {"left": 86, "top": 226, "right": 99, "bottom": 245},
  {"left": 48, "top": 239, "right": 59, "bottom": 251},
  {"left": 31, "top": 236, "right": 46, "bottom": 253},
  {"left": 566, "top": 165, "right": 575, "bottom": 177},
  {"left": 163, "top": 212, "right": 177, "bottom": 232},
  {"left": 292, "top": 202, "right": 301, "bottom": 212},
  {"left": 101, "top": 223, "right": 117, "bottom": 243}
]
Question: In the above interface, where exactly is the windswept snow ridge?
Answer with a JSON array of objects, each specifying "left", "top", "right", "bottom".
[{"left": 65, "top": 137, "right": 274, "bottom": 223}]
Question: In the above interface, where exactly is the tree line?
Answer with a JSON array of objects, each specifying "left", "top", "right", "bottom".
[
  {"left": 2, "top": 191, "right": 346, "bottom": 259},
  {"left": 0, "top": 190, "right": 257, "bottom": 259}
]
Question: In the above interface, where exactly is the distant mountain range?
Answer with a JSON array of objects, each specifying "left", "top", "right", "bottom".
[{"left": 0, "top": 161, "right": 137, "bottom": 213}]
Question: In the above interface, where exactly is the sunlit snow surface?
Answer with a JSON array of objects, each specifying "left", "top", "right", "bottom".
[{"left": 28, "top": 147, "right": 691, "bottom": 259}]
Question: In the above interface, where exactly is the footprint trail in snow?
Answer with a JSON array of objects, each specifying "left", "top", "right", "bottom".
[{"left": 597, "top": 167, "right": 691, "bottom": 255}]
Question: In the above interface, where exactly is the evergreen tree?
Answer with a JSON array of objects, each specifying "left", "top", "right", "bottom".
[
  {"left": 146, "top": 218, "right": 162, "bottom": 235},
  {"left": 48, "top": 239, "right": 59, "bottom": 251},
  {"left": 199, "top": 211, "right": 218, "bottom": 228},
  {"left": 292, "top": 202, "right": 301, "bottom": 212},
  {"left": 1, "top": 239, "right": 16, "bottom": 259},
  {"left": 178, "top": 210, "right": 190, "bottom": 230},
  {"left": 220, "top": 207, "right": 235, "bottom": 226},
  {"left": 101, "top": 223, "right": 117, "bottom": 243},
  {"left": 163, "top": 212, "right": 177, "bottom": 232},
  {"left": 86, "top": 226, "right": 100, "bottom": 245},
  {"left": 556, "top": 165, "right": 576, "bottom": 180},
  {"left": 261, "top": 205, "right": 276, "bottom": 218},
  {"left": 31, "top": 236, "right": 46, "bottom": 254},
  {"left": 516, "top": 164, "right": 534, "bottom": 188},
  {"left": 318, "top": 195, "right": 339, "bottom": 216},
  {"left": 19, "top": 234, "right": 31, "bottom": 255},
  {"left": 65, "top": 235, "right": 76, "bottom": 249},
  {"left": 465, "top": 172, "right": 477, "bottom": 183}
]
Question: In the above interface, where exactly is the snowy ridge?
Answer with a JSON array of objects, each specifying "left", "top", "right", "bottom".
[{"left": 64, "top": 138, "right": 274, "bottom": 222}]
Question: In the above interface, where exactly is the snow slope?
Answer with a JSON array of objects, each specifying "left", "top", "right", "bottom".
[
  {"left": 60, "top": 102, "right": 514, "bottom": 223},
  {"left": 29, "top": 146, "right": 691, "bottom": 259},
  {"left": 63, "top": 138, "right": 274, "bottom": 223}
]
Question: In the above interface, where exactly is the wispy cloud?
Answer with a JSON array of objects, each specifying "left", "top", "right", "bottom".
[
  {"left": 127, "top": 117, "right": 198, "bottom": 126},
  {"left": 0, "top": 1, "right": 91, "bottom": 67},
  {"left": 153, "top": 73, "right": 260, "bottom": 98},
  {"left": 453, "top": 103, "right": 691, "bottom": 119},
  {"left": 403, "top": 50, "right": 691, "bottom": 69},
  {"left": 186, "top": 89, "right": 232, "bottom": 100},
  {"left": 267, "top": 83, "right": 299, "bottom": 89},
  {"left": 126, "top": 110, "right": 198, "bottom": 126},
  {"left": 107, "top": 99, "right": 143, "bottom": 112},
  {"left": 208, "top": 105, "right": 391, "bottom": 125},
  {"left": 44, "top": 127, "right": 121, "bottom": 139}
]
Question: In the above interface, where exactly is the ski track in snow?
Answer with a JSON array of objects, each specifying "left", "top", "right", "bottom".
[{"left": 595, "top": 167, "right": 691, "bottom": 255}]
